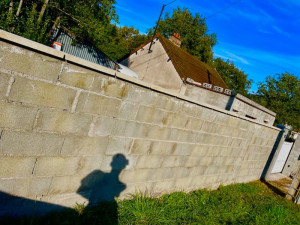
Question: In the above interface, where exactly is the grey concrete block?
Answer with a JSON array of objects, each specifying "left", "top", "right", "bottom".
[
  {"left": 0, "top": 73, "right": 10, "bottom": 100},
  {"left": 76, "top": 155, "right": 104, "bottom": 174},
  {"left": 135, "top": 155, "right": 164, "bottom": 169},
  {"left": 76, "top": 92, "right": 121, "bottom": 117},
  {"left": 162, "top": 156, "right": 188, "bottom": 168},
  {"left": 48, "top": 175, "right": 85, "bottom": 195},
  {"left": 91, "top": 76, "right": 129, "bottom": 99},
  {"left": 33, "top": 157, "right": 80, "bottom": 176},
  {"left": 0, "top": 156, "right": 36, "bottom": 178},
  {"left": 0, "top": 101, "right": 37, "bottom": 130},
  {"left": 35, "top": 109, "right": 93, "bottom": 135},
  {"left": 148, "top": 141, "right": 177, "bottom": 155},
  {"left": 0, "top": 41, "right": 61, "bottom": 82},
  {"left": 61, "top": 135, "right": 109, "bottom": 156},
  {"left": 89, "top": 116, "right": 115, "bottom": 136},
  {"left": 0, "top": 177, "right": 52, "bottom": 197},
  {"left": 113, "top": 120, "right": 150, "bottom": 138},
  {"left": 59, "top": 64, "right": 96, "bottom": 89},
  {"left": 9, "top": 77, "right": 76, "bottom": 110},
  {"left": 105, "top": 137, "right": 133, "bottom": 155},
  {"left": 117, "top": 101, "right": 139, "bottom": 120},
  {"left": 130, "top": 139, "right": 152, "bottom": 155},
  {"left": 0, "top": 130, "right": 64, "bottom": 156}
]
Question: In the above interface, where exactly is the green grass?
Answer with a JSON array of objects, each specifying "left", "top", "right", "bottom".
[{"left": 2, "top": 181, "right": 300, "bottom": 225}]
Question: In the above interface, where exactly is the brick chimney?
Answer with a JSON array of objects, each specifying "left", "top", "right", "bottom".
[{"left": 169, "top": 33, "right": 182, "bottom": 47}]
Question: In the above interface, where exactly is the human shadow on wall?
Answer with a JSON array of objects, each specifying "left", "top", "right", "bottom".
[
  {"left": 0, "top": 153, "right": 128, "bottom": 224},
  {"left": 77, "top": 153, "right": 129, "bottom": 205}
]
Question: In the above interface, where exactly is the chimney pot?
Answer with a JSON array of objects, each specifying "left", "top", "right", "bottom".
[{"left": 169, "top": 33, "right": 182, "bottom": 47}]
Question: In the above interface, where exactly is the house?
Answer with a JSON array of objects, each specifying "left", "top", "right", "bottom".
[
  {"left": 120, "top": 33, "right": 276, "bottom": 125},
  {"left": 51, "top": 27, "right": 138, "bottom": 79}
]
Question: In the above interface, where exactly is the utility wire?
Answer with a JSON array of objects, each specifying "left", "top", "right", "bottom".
[{"left": 206, "top": 0, "right": 242, "bottom": 19}]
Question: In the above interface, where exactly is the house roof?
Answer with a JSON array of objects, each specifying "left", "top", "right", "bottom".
[
  {"left": 121, "top": 33, "right": 228, "bottom": 89},
  {"left": 51, "top": 27, "right": 116, "bottom": 70}
]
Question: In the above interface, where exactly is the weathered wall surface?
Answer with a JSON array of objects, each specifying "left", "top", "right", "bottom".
[
  {"left": 282, "top": 136, "right": 300, "bottom": 176},
  {"left": 0, "top": 31, "right": 280, "bottom": 216},
  {"left": 184, "top": 84, "right": 231, "bottom": 110},
  {"left": 230, "top": 94, "right": 276, "bottom": 125}
]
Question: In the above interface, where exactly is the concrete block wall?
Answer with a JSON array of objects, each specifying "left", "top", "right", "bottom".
[
  {"left": 184, "top": 84, "right": 231, "bottom": 110},
  {"left": 282, "top": 135, "right": 300, "bottom": 177},
  {"left": 230, "top": 94, "right": 276, "bottom": 125},
  {"left": 0, "top": 30, "right": 280, "bottom": 215}
]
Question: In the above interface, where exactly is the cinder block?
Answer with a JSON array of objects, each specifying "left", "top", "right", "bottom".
[
  {"left": 0, "top": 101, "right": 37, "bottom": 130},
  {"left": 181, "top": 102, "right": 201, "bottom": 118},
  {"left": 185, "top": 156, "right": 201, "bottom": 167},
  {"left": 76, "top": 155, "right": 104, "bottom": 174},
  {"left": 0, "top": 177, "right": 52, "bottom": 197},
  {"left": 35, "top": 109, "right": 93, "bottom": 135},
  {"left": 125, "top": 85, "right": 158, "bottom": 106},
  {"left": 0, "top": 156, "right": 36, "bottom": 178},
  {"left": 185, "top": 117, "right": 203, "bottom": 131},
  {"left": 0, "top": 73, "right": 10, "bottom": 100},
  {"left": 0, "top": 41, "right": 61, "bottom": 81},
  {"left": 136, "top": 105, "right": 168, "bottom": 125},
  {"left": 0, "top": 130, "right": 64, "bottom": 156},
  {"left": 155, "top": 96, "right": 183, "bottom": 112},
  {"left": 76, "top": 92, "right": 121, "bottom": 117},
  {"left": 174, "top": 177, "right": 193, "bottom": 189},
  {"left": 172, "top": 143, "right": 194, "bottom": 155},
  {"left": 120, "top": 169, "right": 154, "bottom": 183},
  {"left": 33, "top": 157, "right": 80, "bottom": 176},
  {"left": 148, "top": 141, "right": 177, "bottom": 155},
  {"left": 151, "top": 167, "right": 178, "bottom": 180},
  {"left": 113, "top": 120, "right": 150, "bottom": 138},
  {"left": 9, "top": 77, "right": 76, "bottom": 110},
  {"left": 201, "top": 121, "right": 218, "bottom": 133},
  {"left": 130, "top": 139, "right": 152, "bottom": 155},
  {"left": 117, "top": 101, "right": 139, "bottom": 120},
  {"left": 61, "top": 135, "right": 109, "bottom": 156},
  {"left": 105, "top": 137, "right": 133, "bottom": 155},
  {"left": 91, "top": 77, "right": 129, "bottom": 99},
  {"left": 152, "top": 179, "right": 175, "bottom": 192},
  {"left": 59, "top": 64, "right": 96, "bottom": 89},
  {"left": 135, "top": 155, "right": 164, "bottom": 169},
  {"left": 146, "top": 125, "right": 170, "bottom": 140},
  {"left": 162, "top": 156, "right": 188, "bottom": 168},
  {"left": 48, "top": 175, "right": 86, "bottom": 195},
  {"left": 199, "top": 108, "right": 217, "bottom": 122},
  {"left": 89, "top": 116, "right": 116, "bottom": 136},
  {"left": 214, "top": 113, "right": 229, "bottom": 125}
]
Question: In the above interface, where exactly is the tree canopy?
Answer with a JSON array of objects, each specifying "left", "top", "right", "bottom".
[
  {"left": 148, "top": 7, "right": 217, "bottom": 64},
  {"left": 0, "top": 0, "right": 146, "bottom": 60},
  {"left": 251, "top": 73, "right": 300, "bottom": 129},
  {"left": 213, "top": 58, "right": 252, "bottom": 95}
]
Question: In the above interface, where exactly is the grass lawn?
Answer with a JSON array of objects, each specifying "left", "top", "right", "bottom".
[{"left": 1, "top": 181, "right": 300, "bottom": 224}]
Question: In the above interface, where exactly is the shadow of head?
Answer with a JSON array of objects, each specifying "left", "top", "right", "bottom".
[
  {"left": 77, "top": 154, "right": 129, "bottom": 203},
  {"left": 111, "top": 153, "right": 129, "bottom": 171}
]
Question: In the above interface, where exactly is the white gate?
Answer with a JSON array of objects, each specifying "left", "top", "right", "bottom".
[{"left": 271, "top": 142, "right": 294, "bottom": 173}]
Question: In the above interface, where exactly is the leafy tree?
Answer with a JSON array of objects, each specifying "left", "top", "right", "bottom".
[
  {"left": 213, "top": 57, "right": 252, "bottom": 95},
  {"left": 148, "top": 7, "right": 217, "bottom": 64},
  {"left": 252, "top": 73, "right": 300, "bottom": 129}
]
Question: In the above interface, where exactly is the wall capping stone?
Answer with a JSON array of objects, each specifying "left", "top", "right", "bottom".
[{"left": 0, "top": 29, "right": 280, "bottom": 131}]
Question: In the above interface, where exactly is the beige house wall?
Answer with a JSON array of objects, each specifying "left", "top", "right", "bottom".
[
  {"left": 0, "top": 30, "right": 280, "bottom": 217},
  {"left": 120, "top": 40, "right": 183, "bottom": 92}
]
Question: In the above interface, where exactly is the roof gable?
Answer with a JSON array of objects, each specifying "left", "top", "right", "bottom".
[
  {"left": 158, "top": 35, "right": 228, "bottom": 89},
  {"left": 121, "top": 33, "right": 228, "bottom": 90}
]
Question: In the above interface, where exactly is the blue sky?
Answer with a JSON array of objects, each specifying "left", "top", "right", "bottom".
[{"left": 115, "top": 0, "right": 300, "bottom": 92}]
